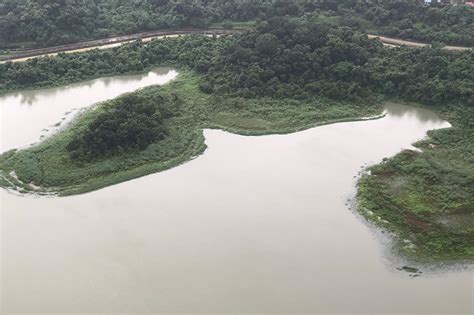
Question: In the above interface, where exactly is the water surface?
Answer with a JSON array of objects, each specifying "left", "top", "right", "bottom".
[
  {"left": 0, "top": 74, "right": 472, "bottom": 313},
  {"left": 0, "top": 67, "right": 177, "bottom": 153}
]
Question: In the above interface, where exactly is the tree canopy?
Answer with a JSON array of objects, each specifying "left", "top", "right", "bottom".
[
  {"left": 67, "top": 89, "right": 181, "bottom": 161},
  {"left": 1, "top": 0, "right": 473, "bottom": 49},
  {"left": 1, "top": 17, "right": 473, "bottom": 107}
]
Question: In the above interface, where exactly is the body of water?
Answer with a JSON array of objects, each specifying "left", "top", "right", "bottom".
[{"left": 1, "top": 70, "right": 472, "bottom": 314}]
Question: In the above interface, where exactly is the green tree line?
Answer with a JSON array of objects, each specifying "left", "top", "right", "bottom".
[
  {"left": 0, "top": 0, "right": 473, "bottom": 49},
  {"left": 332, "top": 0, "right": 474, "bottom": 46},
  {"left": 2, "top": 18, "right": 472, "bottom": 106}
]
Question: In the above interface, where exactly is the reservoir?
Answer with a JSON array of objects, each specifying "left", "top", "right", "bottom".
[{"left": 0, "top": 70, "right": 472, "bottom": 313}]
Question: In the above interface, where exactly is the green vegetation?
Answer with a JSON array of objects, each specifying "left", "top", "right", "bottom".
[
  {"left": 0, "top": 72, "right": 379, "bottom": 195},
  {"left": 2, "top": 18, "right": 472, "bottom": 105},
  {"left": 0, "top": 16, "right": 472, "bottom": 261},
  {"left": 0, "top": 74, "right": 205, "bottom": 195},
  {"left": 358, "top": 106, "right": 474, "bottom": 261},
  {"left": 0, "top": 35, "right": 231, "bottom": 93},
  {"left": 1, "top": 1, "right": 472, "bottom": 49},
  {"left": 321, "top": 1, "right": 474, "bottom": 46},
  {"left": 0, "top": 0, "right": 301, "bottom": 49},
  {"left": 67, "top": 89, "right": 181, "bottom": 161}
]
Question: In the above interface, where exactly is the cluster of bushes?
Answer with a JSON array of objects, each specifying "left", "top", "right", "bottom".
[{"left": 67, "top": 88, "right": 181, "bottom": 161}]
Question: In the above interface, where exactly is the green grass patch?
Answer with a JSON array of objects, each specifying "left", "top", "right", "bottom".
[{"left": 357, "top": 106, "right": 474, "bottom": 261}]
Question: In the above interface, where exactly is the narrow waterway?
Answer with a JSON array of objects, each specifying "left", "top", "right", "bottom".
[{"left": 0, "top": 70, "right": 472, "bottom": 313}]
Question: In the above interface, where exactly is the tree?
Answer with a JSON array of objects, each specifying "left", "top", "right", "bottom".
[{"left": 255, "top": 33, "right": 280, "bottom": 55}]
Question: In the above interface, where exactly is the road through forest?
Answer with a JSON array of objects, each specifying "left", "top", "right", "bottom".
[{"left": 1, "top": 29, "right": 471, "bottom": 64}]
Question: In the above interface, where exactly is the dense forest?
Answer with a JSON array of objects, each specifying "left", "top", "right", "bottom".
[
  {"left": 1, "top": 18, "right": 472, "bottom": 106},
  {"left": 0, "top": 0, "right": 301, "bottom": 48},
  {"left": 1, "top": 0, "right": 473, "bottom": 49},
  {"left": 201, "top": 17, "right": 474, "bottom": 105}
]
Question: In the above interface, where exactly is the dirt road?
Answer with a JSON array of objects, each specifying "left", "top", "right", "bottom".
[
  {"left": 1, "top": 30, "right": 471, "bottom": 64},
  {"left": 367, "top": 34, "right": 472, "bottom": 51},
  {"left": 0, "top": 28, "right": 238, "bottom": 63}
]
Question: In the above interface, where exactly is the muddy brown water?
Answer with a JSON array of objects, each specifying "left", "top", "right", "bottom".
[{"left": 0, "top": 69, "right": 472, "bottom": 313}]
